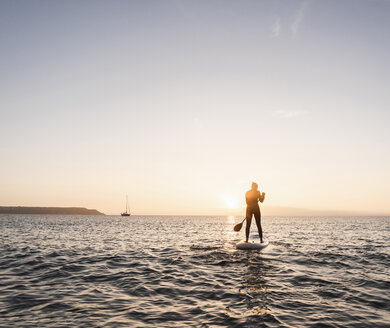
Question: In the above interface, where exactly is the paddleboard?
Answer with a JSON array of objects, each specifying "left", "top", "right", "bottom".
[{"left": 236, "top": 239, "right": 269, "bottom": 250}]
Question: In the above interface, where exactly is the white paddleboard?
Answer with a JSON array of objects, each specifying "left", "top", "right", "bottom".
[{"left": 236, "top": 239, "right": 269, "bottom": 250}]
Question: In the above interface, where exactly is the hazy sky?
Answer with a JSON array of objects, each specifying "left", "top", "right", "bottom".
[{"left": 1, "top": 0, "right": 389, "bottom": 215}]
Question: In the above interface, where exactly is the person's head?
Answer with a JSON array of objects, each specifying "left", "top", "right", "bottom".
[{"left": 251, "top": 182, "right": 258, "bottom": 190}]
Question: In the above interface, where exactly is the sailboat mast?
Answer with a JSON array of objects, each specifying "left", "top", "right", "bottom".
[{"left": 126, "top": 195, "right": 129, "bottom": 213}]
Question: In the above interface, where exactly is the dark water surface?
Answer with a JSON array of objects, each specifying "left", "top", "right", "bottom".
[{"left": 0, "top": 215, "right": 389, "bottom": 327}]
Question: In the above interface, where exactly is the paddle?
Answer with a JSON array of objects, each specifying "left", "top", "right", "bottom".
[{"left": 233, "top": 218, "right": 246, "bottom": 232}]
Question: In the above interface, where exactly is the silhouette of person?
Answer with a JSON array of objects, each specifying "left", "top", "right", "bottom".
[{"left": 245, "top": 182, "right": 265, "bottom": 243}]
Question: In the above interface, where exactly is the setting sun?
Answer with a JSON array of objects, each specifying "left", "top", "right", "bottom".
[{"left": 221, "top": 195, "right": 240, "bottom": 209}]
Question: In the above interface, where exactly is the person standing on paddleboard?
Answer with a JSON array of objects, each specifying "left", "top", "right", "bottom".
[{"left": 245, "top": 182, "right": 265, "bottom": 243}]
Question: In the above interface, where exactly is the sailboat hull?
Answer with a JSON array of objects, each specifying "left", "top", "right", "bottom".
[{"left": 121, "top": 213, "right": 130, "bottom": 217}]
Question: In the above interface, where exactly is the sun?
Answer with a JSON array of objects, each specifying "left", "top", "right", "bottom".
[{"left": 221, "top": 195, "right": 239, "bottom": 209}]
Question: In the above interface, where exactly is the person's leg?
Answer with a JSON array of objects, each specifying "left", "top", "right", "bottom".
[
  {"left": 245, "top": 207, "right": 252, "bottom": 243},
  {"left": 254, "top": 208, "right": 263, "bottom": 243}
]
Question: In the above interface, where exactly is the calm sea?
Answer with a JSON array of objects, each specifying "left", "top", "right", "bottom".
[{"left": 0, "top": 215, "right": 389, "bottom": 327}]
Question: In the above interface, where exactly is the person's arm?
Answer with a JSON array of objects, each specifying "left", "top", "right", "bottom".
[{"left": 259, "top": 191, "right": 265, "bottom": 203}]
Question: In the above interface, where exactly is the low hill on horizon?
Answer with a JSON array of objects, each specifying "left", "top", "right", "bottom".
[{"left": 0, "top": 206, "right": 105, "bottom": 215}]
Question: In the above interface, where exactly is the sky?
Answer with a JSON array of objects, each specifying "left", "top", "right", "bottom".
[{"left": 1, "top": 0, "right": 389, "bottom": 215}]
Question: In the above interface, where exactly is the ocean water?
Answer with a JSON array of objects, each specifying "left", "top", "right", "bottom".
[{"left": 0, "top": 215, "right": 389, "bottom": 328}]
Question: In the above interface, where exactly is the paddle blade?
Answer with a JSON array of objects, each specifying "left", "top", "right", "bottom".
[{"left": 233, "top": 222, "right": 243, "bottom": 232}]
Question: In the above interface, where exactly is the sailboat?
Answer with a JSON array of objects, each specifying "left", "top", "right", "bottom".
[{"left": 121, "top": 195, "right": 131, "bottom": 216}]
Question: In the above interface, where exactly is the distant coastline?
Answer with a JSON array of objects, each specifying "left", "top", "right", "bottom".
[{"left": 0, "top": 206, "right": 104, "bottom": 215}]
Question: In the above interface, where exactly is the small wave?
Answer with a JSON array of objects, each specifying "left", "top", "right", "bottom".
[{"left": 190, "top": 245, "right": 222, "bottom": 251}]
